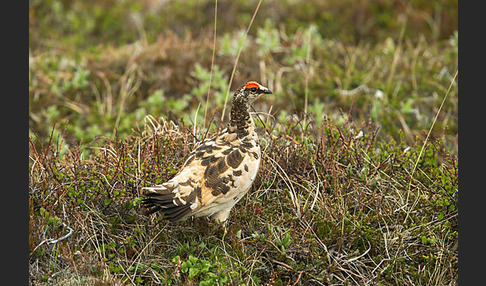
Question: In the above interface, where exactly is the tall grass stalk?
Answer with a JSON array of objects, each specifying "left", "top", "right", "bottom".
[
  {"left": 203, "top": 0, "right": 218, "bottom": 130},
  {"left": 404, "top": 69, "right": 458, "bottom": 224},
  {"left": 221, "top": 0, "right": 264, "bottom": 122}
]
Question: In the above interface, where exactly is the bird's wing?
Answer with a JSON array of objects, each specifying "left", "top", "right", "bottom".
[{"left": 142, "top": 131, "right": 256, "bottom": 222}]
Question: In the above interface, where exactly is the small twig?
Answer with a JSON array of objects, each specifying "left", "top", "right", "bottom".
[
  {"left": 292, "top": 271, "right": 303, "bottom": 286},
  {"left": 309, "top": 165, "right": 321, "bottom": 211},
  {"left": 193, "top": 102, "right": 201, "bottom": 144},
  {"left": 30, "top": 221, "right": 73, "bottom": 257},
  {"left": 344, "top": 241, "right": 371, "bottom": 264},
  {"left": 272, "top": 259, "right": 320, "bottom": 282},
  {"left": 251, "top": 106, "right": 272, "bottom": 138},
  {"left": 266, "top": 155, "right": 301, "bottom": 218},
  {"left": 127, "top": 224, "right": 167, "bottom": 275}
]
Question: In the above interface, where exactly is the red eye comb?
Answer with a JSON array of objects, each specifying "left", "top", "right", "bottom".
[{"left": 245, "top": 81, "right": 260, "bottom": 89}]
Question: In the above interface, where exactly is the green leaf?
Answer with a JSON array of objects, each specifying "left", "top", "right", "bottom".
[
  {"left": 188, "top": 267, "right": 200, "bottom": 279},
  {"left": 188, "top": 255, "right": 198, "bottom": 264}
]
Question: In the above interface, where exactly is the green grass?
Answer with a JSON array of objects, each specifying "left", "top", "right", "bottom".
[
  {"left": 29, "top": 0, "right": 457, "bottom": 285},
  {"left": 29, "top": 118, "right": 458, "bottom": 285}
]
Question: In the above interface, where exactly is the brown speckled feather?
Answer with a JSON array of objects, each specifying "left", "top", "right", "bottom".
[{"left": 142, "top": 81, "right": 272, "bottom": 223}]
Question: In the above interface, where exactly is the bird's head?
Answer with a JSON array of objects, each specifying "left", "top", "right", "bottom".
[
  {"left": 236, "top": 81, "right": 272, "bottom": 103},
  {"left": 230, "top": 81, "right": 272, "bottom": 132}
]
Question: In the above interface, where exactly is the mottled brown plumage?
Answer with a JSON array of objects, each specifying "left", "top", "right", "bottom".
[{"left": 141, "top": 81, "right": 272, "bottom": 223}]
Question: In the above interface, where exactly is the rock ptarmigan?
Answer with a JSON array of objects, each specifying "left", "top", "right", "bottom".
[{"left": 142, "top": 81, "right": 271, "bottom": 223}]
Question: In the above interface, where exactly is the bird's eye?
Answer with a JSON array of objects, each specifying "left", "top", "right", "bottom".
[{"left": 249, "top": 87, "right": 257, "bottom": 92}]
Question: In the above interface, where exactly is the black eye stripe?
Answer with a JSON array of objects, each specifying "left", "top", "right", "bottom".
[{"left": 249, "top": 87, "right": 257, "bottom": 92}]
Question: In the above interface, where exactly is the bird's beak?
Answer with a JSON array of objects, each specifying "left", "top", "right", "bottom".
[{"left": 259, "top": 84, "right": 272, "bottom": 94}]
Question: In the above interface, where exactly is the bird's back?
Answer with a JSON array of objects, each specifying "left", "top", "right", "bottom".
[{"left": 142, "top": 128, "right": 261, "bottom": 222}]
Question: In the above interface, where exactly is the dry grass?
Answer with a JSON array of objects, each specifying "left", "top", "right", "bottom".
[
  {"left": 29, "top": 115, "right": 457, "bottom": 285},
  {"left": 29, "top": 0, "right": 457, "bottom": 284}
]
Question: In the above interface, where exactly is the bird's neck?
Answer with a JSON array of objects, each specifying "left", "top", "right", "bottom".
[{"left": 228, "top": 95, "right": 254, "bottom": 138}]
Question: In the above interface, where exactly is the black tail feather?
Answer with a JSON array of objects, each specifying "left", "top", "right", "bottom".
[
  {"left": 164, "top": 203, "right": 192, "bottom": 222},
  {"left": 141, "top": 191, "right": 192, "bottom": 222}
]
